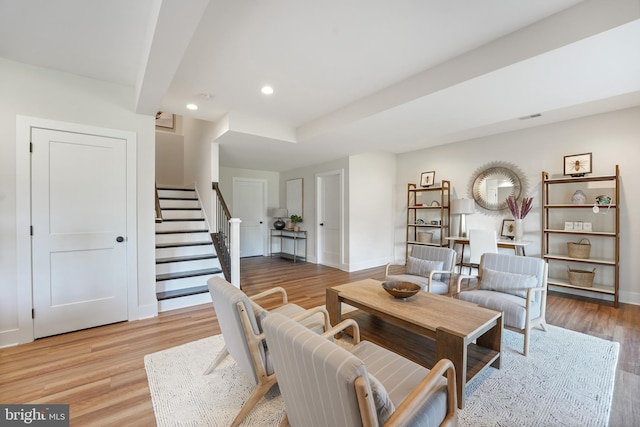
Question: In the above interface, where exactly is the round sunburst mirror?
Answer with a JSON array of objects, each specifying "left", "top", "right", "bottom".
[{"left": 468, "top": 162, "right": 527, "bottom": 214}]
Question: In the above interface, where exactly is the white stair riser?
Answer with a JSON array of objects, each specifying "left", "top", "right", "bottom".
[
  {"left": 161, "top": 210, "right": 203, "bottom": 220},
  {"left": 155, "top": 244, "right": 213, "bottom": 258},
  {"left": 156, "top": 258, "right": 219, "bottom": 275},
  {"left": 156, "top": 273, "right": 222, "bottom": 293},
  {"left": 155, "top": 232, "right": 211, "bottom": 245},
  {"left": 160, "top": 199, "right": 199, "bottom": 209},
  {"left": 156, "top": 220, "right": 207, "bottom": 232},
  {"left": 158, "top": 189, "right": 196, "bottom": 199},
  {"left": 158, "top": 292, "right": 212, "bottom": 312}
]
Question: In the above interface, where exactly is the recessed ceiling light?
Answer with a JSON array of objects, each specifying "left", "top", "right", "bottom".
[
  {"left": 186, "top": 104, "right": 198, "bottom": 110},
  {"left": 261, "top": 85, "right": 274, "bottom": 95}
]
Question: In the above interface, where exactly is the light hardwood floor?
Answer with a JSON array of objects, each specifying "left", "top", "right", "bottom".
[{"left": 1, "top": 256, "right": 638, "bottom": 426}]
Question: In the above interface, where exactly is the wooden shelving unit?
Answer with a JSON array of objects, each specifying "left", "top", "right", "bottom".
[
  {"left": 406, "top": 181, "right": 450, "bottom": 258},
  {"left": 541, "top": 166, "right": 619, "bottom": 307}
]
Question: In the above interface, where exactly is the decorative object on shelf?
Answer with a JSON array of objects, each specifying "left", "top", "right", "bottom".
[
  {"left": 564, "top": 222, "right": 574, "bottom": 231},
  {"left": 430, "top": 200, "right": 440, "bottom": 207},
  {"left": 271, "top": 208, "right": 288, "bottom": 230},
  {"left": 381, "top": 281, "right": 421, "bottom": 299},
  {"left": 567, "top": 267, "right": 595, "bottom": 287},
  {"left": 596, "top": 195, "right": 611, "bottom": 205},
  {"left": 506, "top": 195, "right": 533, "bottom": 242},
  {"left": 417, "top": 231, "right": 433, "bottom": 243},
  {"left": 583, "top": 222, "right": 593, "bottom": 232},
  {"left": 416, "top": 218, "right": 425, "bottom": 224},
  {"left": 420, "top": 171, "right": 435, "bottom": 187},
  {"left": 469, "top": 161, "right": 527, "bottom": 214},
  {"left": 290, "top": 214, "right": 303, "bottom": 232},
  {"left": 571, "top": 189, "right": 587, "bottom": 204},
  {"left": 564, "top": 152, "right": 592, "bottom": 177},
  {"left": 501, "top": 219, "right": 516, "bottom": 239},
  {"left": 451, "top": 198, "right": 475, "bottom": 238},
  {"left": 567, "top": 238, "right": 591, "bottom": 259}
]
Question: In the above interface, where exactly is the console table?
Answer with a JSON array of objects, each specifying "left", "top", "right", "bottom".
[
  {"left": 269, "top": 229, "right": 307, "bottom": 263},
  {"left": 445, "top": 236, "right": 531, "bottom": 273}
]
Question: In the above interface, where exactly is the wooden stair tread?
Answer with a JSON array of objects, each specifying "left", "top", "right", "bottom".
[
  {"left": 156, "top": 268, "right": 222, "bottom": 282},
  {"left": 156, "top": 254, "right": 218, "bottom": 264},
  {"left": 155, "top": 241, "right": 212, "bottom": 249},
  {"left": 156, "top": 285, "right": 209, "bottom": 301},
  {"left": 157, "top": 187, "right": 195, "bottom": 191},
  {"left": 155, "top": 229, "right": 208, "bottom": 235},
  {"left": 161, "top": 218, "right": 205, "bottom": 222},
  {"left": 159, "top": 196, "right": 198, "bottom": 201},
  {"left": 160, "top": 207, "right": 201, "bottom": 211}
]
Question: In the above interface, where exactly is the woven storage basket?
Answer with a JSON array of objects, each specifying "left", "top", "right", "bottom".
[
  {"left": 567, "top": 267, "right": 595, "bottom": 287},
  {"left": 417, "top": 231, "right": 433, "bottom": 243},
  {"left": 567, "top": 238, "right": 591, "bottom": 259}
]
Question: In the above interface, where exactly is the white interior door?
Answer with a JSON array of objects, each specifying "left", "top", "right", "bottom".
[
  {"left": 233, "top": 178, "right": 266, "bottom": 257},
  {"left": 31, "top": 128, "right": 128, "bottom": 338},
  {"left": 317, "top": 171, "right": 342, "bottom": 268}
]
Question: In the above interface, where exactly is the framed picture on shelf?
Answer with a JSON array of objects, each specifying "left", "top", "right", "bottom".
[
  {"left": 501, "top": 219, "right": 515, "bottom": 239},
  {"left": 563, "top": 152, "right": 592, "bottom": 177},
  {"left": 420, "top": 171, "right": 435, "bottom": 187}
]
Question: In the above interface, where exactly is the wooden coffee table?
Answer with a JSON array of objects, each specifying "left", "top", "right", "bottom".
[{"left": 326, "top": 279, "right": 503, "bottom": 409}]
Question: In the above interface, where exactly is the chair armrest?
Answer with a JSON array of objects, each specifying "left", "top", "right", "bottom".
[
  {"left": 385, "top": 262, "right": 405, "bottom": 277},
  {"left": 249, "top": 286, "right": 288, "bottom": 305},
  {"left": 290, "top": 306, "right": 331, "bottom": 332},
  {"left": 384, "top": 358, "right": 458, "bottom": 427},
  {"left": 456, "top": 274, "right": 479, "bottom": 293},
  {"left": 321, "top": 318, "right": 361, "bottom": 344}
]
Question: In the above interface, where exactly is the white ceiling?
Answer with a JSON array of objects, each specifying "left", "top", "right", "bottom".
[{"left": 1, "top": 0, "right": 639, "bottom": 172}]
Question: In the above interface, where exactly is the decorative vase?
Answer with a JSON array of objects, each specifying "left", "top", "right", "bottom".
[
  {"left": 285, "top": 220, "right": 293, "bottom": 229},
  {"left": 572, "top": 190, "right": 587, "bottom": 204},
  {"left": 293, "top": 225, "right": 300, "bottom": 232},
  {"left": 514, "top": 218, "right": 524, "bottom": 242},
  {"left": 273, "top": 218, "right": 285, "bottom": 230}
]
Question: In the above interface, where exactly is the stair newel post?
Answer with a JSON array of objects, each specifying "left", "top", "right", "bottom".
[{"left": 229, "top": 218, "right": 241, "bottom": 288}]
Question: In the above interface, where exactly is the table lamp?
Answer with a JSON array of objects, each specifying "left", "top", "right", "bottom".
[
  {"left": 272, "top": 208, "right": 288, "bottom": 230},
  {"left": 451, "top": 199, "right": 475, "bottom": 238}
]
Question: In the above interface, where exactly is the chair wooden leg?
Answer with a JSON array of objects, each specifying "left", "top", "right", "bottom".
[
  {"left": 203, "top": 346, "right": 229, "bottom": 375},
  {"left": 230, "top": 377, "right": 278, "bottom": 427}
]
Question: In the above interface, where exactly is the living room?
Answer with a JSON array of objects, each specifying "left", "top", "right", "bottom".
[{"left": 1, "top": 1, "right": 639, "bottom": 425}]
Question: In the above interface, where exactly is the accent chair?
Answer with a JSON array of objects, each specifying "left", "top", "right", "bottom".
[
  {"left": 385, "top": 245, "right": 457, "bottom": 295},
  {"left": 263, "top": 312, "right": 459, "bottom": 427},
  {"left": 206, "top": 277, "right": 330, "bottom": 427},
  {"left": 456, "top": 252, "right": 548, "bottom": 356}
]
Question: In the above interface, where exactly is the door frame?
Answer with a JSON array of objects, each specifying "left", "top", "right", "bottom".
[
  {"left": 315, "top": 169, "right": 345, "bottom": 269},
  {"left": 15, "top": 116, "right": 138, "bottom": 344},
  {"left": 232, "top": 177, "right": 267, "bottom": 256}
]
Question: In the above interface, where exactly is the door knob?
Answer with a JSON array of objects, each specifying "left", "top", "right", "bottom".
[
  {"left": 116, "top": 236, "right": 125, "bottom": 243},
  {"left": 320, "top": 223, "right": 324, "bottom": 226},
  {"left": 259, "top": 221, "right": 263, "bottom": 224}
]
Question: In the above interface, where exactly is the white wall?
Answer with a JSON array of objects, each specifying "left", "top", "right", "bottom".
[
  {"left": 0, "top": 59, "right": 157, "bottom": 346},
  {"left": 349, "top": 152, "right": 396, "bottom": 270},
  {"left": 155, "top": 132, "right": 184, "bottom": 186},
  {"left": 183, "top": 116, "right": 220, "bottom": 232},
  {"left": 396, "top": 106, "right": 640, "bottom": 305}
]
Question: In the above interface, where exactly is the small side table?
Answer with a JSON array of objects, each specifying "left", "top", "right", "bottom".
[{"left": 269, "top": 229, "right": 307, "bottom": 263}]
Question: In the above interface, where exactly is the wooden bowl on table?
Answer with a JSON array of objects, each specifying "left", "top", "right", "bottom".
[{"left": 381, "top": 281, "right": 421, "bottom": 299}]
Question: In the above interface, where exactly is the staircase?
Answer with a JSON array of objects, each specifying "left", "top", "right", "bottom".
[{"left": 155, "top": 187, "right": 223, "bottom": 312}]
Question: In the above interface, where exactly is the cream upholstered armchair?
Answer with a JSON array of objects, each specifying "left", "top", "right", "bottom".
[
  {"left": 206, "top": 277, "right": 330, "bottom": 427},
  {"left": 263, "top": 312, "right": 458, "bottom": 427},
  {"left": 385, "top": 246, "right": 457, "bottom": 295},
  {"left": 456, "top": 253, "right": 548, "bottom": 356}
]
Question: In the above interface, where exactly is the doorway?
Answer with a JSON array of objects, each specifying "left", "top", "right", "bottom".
[
  {"left": 316, "top": 170, "right": 343, "bottom": 269},
  {"left": 233, "top": 178, "right": 266, "bottom": 257},
  {"left": 15, "top": 117, "right": 138, "bottom": 343}
]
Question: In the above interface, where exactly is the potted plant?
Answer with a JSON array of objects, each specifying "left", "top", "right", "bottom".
[{"left": 290, "top": 214, "right": 303, "bottom": 232}]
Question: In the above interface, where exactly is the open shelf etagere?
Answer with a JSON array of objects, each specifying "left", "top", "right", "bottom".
[
  {"left": 541, "top": 165, "right": 619, "bottom": 307},
  {"left": 406, "top": 181, "right": 450, "bottom": 259}
]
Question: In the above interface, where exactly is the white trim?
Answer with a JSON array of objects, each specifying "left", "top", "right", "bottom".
[
  {"left": 315, "top": 169, "right": 346, "bottom": 270},
  {"left": 14, "top": 116, "right": 138, "bottom": 345}
]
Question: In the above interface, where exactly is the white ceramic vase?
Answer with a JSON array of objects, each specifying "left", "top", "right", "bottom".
[{"left": 514, "top": 218, "right": 524, "bottom": 242}]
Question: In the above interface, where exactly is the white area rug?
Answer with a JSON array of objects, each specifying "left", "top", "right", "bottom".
[{"left": 145, "top": 325, "right": 619, "bottom": 426}]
